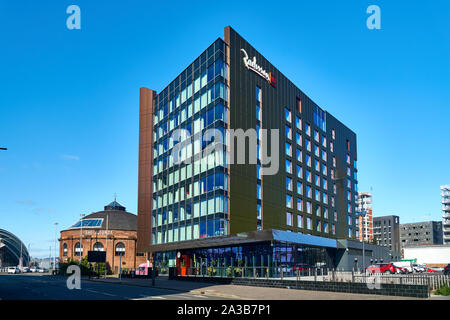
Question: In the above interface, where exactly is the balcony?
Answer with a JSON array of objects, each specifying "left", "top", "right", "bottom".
[{"left": 442, "top": 198, "right": 450, "bottom": 205}]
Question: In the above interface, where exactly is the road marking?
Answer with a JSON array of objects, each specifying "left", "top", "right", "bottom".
[
  {"left": 86, "top": 289, "right": 117, "bottom": 297},
  {"left": 189, "top": 294, "right": 209, "bottom": 299},
  {"left": 151, "top": 296, "right": 166, "bottom": 299}
]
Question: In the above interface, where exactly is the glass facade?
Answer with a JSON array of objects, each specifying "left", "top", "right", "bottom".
[
  {"left": 151, "top": 39, "right": 229, "bottom": 244},
  {"left": 154, "top": 241, "right": 335, "bottom": 273}
]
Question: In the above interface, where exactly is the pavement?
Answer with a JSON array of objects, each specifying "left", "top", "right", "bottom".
[{"left": 86, "top": 275, "right": 443, "bottom": 300}]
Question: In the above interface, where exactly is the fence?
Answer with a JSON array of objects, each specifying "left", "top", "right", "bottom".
[{"left": 178, "top": 266, "right": 449, "bottom": 292}]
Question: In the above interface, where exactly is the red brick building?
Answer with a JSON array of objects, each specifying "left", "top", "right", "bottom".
[{"left": 59, "top": 201, "right": 147, "bottom": 274}]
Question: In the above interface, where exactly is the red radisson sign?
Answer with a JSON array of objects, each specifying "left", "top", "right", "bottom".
[{"left": 241, "top": 48, "right": 277, "bottom": 87}]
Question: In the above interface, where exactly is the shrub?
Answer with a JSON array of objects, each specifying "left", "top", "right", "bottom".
[{"left": 435, "top": 284, "right": 450, "bottom": 296}]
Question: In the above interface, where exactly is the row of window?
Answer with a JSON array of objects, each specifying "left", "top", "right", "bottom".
[
  {"left": 285, "top": 212, "right": 335, "bottom": 234},
  {"left": 62, "top": 242, "right": 126, "bottom": 256},
  {"left": 153, "top": 194, "right": 228, "bottom": 225},
  {"left": 152, "top": 218, "right": 228, "bottom": 244}
]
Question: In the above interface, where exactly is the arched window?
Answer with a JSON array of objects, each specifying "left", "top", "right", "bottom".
[
  {"left": 63, "top": 243, "right": 68, "bottom": 256},
  {"left": 74, "top": 242, "right": 83, "bottom": 256},
  {"left": 115, "top": 242, "right": 125, "bottom": 256},
  {"left": 93, "top": 242, "right": 104, "bottom": 252}
]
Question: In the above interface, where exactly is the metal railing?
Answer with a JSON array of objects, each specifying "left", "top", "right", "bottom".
[{"left": 178, "top": 266, "right": 449, "bottom": 291}]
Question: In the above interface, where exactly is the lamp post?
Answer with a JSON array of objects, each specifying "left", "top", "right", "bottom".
[
  {"left": 79, "top": 214, "right": 85, "bottom": 261},
  {"left": 54, "top": 222, "right": 58, "bottom": 274}
]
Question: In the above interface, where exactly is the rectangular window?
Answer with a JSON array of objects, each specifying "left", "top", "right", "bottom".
[
  {"left": 285, "top": 142, "right": 292, "bottom": 156},
  {"left": 296, "top": 181, "right": 302, "bottom": 194},
  {"left": 296, "top": 116, "right": 302, "bottom": 130},
  {"left": 297, "top": 215, "right": 303, "bottom": 228},
  {"left": 286, "top": 212, "right": 293, "bottom": 226},
  {"left": 306, "top": 201, "right": 312, "bottom": 214},
  {"left": 286, "top": 160, "right": 292, "bottom": 174},
  {"left": 286, "top": 177, "right": 293, "bottom": 191},
  {"left": 296, "top": 132, "right": 302, "bottom": 146},
  {"left": 286, "top": 194, "right": 293, "bottom": 208},
  {"left": 296, "top": 165, "right": 303, "bottom": 179},
  {"left": 285, "top": 108, "right": 291, "bottom": 123},
  {"left": 305, "top": 123, "right": 311, "bottom": 136},
  {"left": 297, "top": 198, "right": 303, "bottom": 211},
  {"left": 296, "top": 148, "right": 302, "bottom": 162},
  {"left": 297, "top": 98, "right": 302, "bottom": 113},
  {"left": 285, "top": 125, "right": 292, "bottom": 140}
]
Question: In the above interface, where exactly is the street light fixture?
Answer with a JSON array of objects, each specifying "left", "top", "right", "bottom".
[
  {"left": 54, "top": 222, "right": 58, "bottom": 274},
  {"left": 79, "top": 214, "right": 85, "bottom": 261}
]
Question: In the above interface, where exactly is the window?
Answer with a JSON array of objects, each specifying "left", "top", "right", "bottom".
[
  {"left": 332, "top": 129, "right": 335, "bottom": 140},
  {"left": 93, "top": 242, "right": 104, "bottom": 252},
  {"left": 296, "top": 165, "right": 302, "bottom": 179},
  {"left": 297, "top": 98, "right": 302, "bottom": 113},
  {"left": 306, "top": 201, "right": 312, "bottom": 214},
  {"left": 286, "top": 194, "right": 293, "bottom": 208},
  {"left": 297, "top": 198, "right": 303, "bottom": 211},
  {"left": 297, "top": 215, "right": 303, "bottom": 228},
  {"left": 296, "top": 148, "right": 302, "bottom": 162},
  {"left": 115, "top": 242, "right": 126, "bottom": 256},
  {"left": 256, "top": 86, "right": 261, "bottom": 102},
  {"left": 286, "top": 177, "right": 293, "bottom": 191},
  {"left": 305, "top": 139, "right": 311, "bottom": 152},
  {"left": 285, "top": 108, "right": 291, "bottom": 122},
  {"left": 286, "top": 212, "right": 293, "bottom": 226},
  {"left": 285, "top": 142, "right": 292, "bottom": 156},
  {"left": 296, "top": 132, "right": 302, "bottom": 146},
  {"left": 305, "top": 123, "right": 310, "bottom": 136},
  {"left": 296, "top": 116, "right": 302, "bottom": 130},
  {"left": 306, "top": 185, "right": 312, "bottom": 198},
  {"left": 314, "top": 130, "right": 319, "bottom": 142},
  {"left": 282, "top": 122, "right": 291, "bottom": 139},
  {"left": 297, "top": 181, "right": 302, "bottom": 194},
  {"left": 285, "top": 160, "right": 292, "bottom": 174},
  {"left": 74, "top": 242, "right": 83, "bottom": 256},
  {"left": 63, "top": 243, "right": 68, "bottom": 256},
  {"left": 307, "top": 217, "right": 312, "bottom": 230}
]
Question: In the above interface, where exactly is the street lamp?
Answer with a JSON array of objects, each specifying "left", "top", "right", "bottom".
[
  {"left": 356, "top": 207, "right": 367, "bottom": 274},
  {"left": 79, "top": 214, "right": 85, "bottom": 261},
  {"left": 54, "top": 222, "right": 58, "bottom": 273}
]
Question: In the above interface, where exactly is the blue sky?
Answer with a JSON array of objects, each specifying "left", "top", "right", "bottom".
[{"left": 0, "top": 1, "right": 449, "bottom": 258}]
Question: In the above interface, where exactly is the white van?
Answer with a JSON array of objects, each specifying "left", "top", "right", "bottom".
[
  {"left": 7, "top": 266, "right": 19, "bottom": 274},
  {"left": 392, "top": 261, "right": 413, "bottom": 273}
]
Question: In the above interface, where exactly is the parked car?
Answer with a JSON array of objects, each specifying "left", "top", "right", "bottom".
[
  {"left": 30, "top": 267, "right": 38, "bottom": 273},
  {"left": 22, "top": 267, "right": 31, "bottom": 273},
  {"left": 412, "top": 264, "right": 426, "bottom": 273},
  {"left": 392, "top": 261, "right": 413, "bottom": 273},
  {"left": 425, "top": 267, "right": 439, "bottom": 273},
  {"left": 38, "top": 268, "right": 48, "bottom": 273},
  {"left": 7, "top": 267, "right": 20, "bottom": 274},
  {"left": 365, "top": 263, "right": 404, "bottom": 274},
  {"left": 444, "top": 264, "right": 450, "bottom": 275}
]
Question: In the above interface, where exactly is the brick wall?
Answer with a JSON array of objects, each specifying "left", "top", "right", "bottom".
[
  {"left": 59, "top": 229, "right": 147, "bottom": 273},
  {"left": 174, "top": 276, "right": 429, "bottom": 298}
]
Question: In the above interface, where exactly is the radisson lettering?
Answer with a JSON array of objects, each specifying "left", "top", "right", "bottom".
[{"left": 241, "top": 48, "right": 276, "bottom": 87}]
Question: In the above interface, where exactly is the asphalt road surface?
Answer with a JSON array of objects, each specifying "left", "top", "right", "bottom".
[{"left": 0, "top": 274, "right": 228, "bottom": 300}]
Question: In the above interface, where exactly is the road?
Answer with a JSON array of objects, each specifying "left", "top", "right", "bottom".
[{"left": 0, "top": 274, "right": 230, "bottom": 300}]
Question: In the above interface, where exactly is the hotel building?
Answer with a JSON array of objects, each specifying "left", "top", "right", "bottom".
[{"left": 137, "top": 27, "right": 360, "bottom": 272}]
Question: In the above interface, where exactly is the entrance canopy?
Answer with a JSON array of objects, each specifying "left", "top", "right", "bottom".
[{"left": 144, "top": 229, "right": 337, "bottom": 253}]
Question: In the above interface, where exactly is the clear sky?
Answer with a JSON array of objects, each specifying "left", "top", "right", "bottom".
[{"left": 0, "top": 1, "right": 449, "bottom": 258}]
